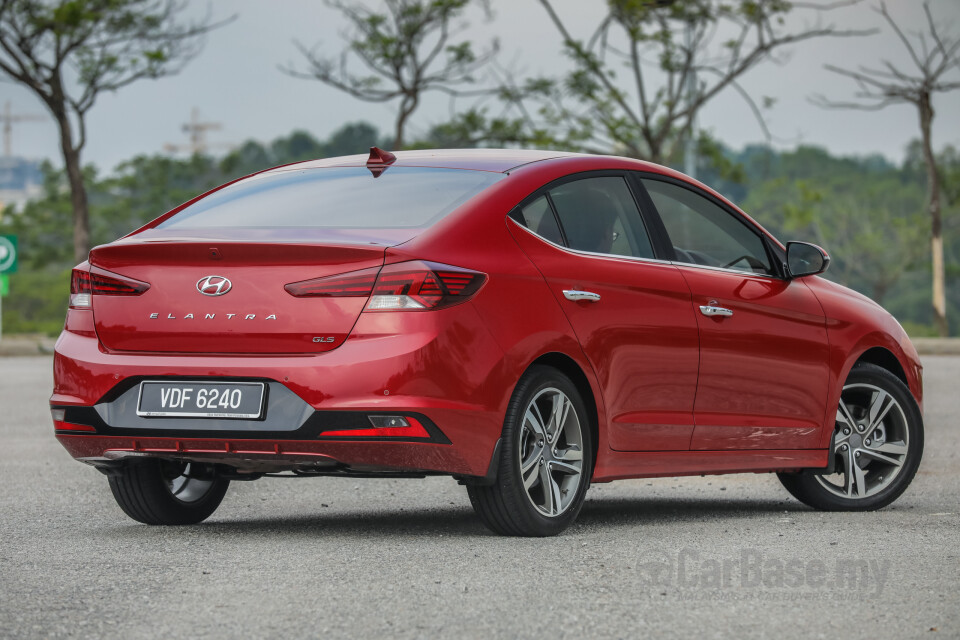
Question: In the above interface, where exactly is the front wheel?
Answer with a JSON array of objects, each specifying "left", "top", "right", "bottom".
[
  {"left": 468, "top": 366, "right": 592, "bottom": 536},
  {"left": 108, "top": 459, "right": 230, "bottom": 525},
  {"left": 778, "top": 362, "right": 923, "bottom": 511}
]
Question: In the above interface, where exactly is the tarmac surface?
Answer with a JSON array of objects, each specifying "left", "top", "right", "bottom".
[{"left": 1, "top": 355, "right": 957, "bottom": 639}]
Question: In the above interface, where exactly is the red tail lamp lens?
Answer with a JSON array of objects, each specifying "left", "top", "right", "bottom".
[
  {"left": 70, "top": 267, "right": 150, "bottom": 308},
  {"left": 284, "top": 261, "right": 485, "bottom": 311},
  {"left": 366, "top": 261, "right": 486, "bottom": 311},
  {"left": 284, "top": 267, "right": 380, "bottom": 297}
]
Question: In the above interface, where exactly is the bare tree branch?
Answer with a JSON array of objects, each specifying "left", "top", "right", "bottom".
[
  {"left": 0, "top": 0, "right": 231, "bottom": 263},
  {"left": 517, "top": 0, "right": 874, "bottom": 164},
  {"left": 817, "top": 0, "right": 960, "bottom": 336},
  {"left": 283, "top": 0, "right": 496, "bottom": 149}
]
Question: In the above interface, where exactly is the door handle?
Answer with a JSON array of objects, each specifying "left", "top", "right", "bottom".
[
  {"left": 563, "top": 289, "right": 601, "bottom": 303},
  {"left": 699, "top": 304, "right": 733, "bottom": 317}
]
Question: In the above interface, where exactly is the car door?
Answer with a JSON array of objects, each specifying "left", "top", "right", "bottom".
[
  {"left": 637, "top": 176, "right": 830, "bottom": 451},
  {"left": 507, "top": 173, "right": 700, "bottom": 452}
]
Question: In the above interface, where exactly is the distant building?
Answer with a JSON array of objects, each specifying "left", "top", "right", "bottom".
[{"left": 0, "top": 156, "right": 43, "bottom": 214}]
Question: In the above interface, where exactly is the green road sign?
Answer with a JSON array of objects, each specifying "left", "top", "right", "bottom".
[
  {"left": 0, "top": 273, "right": 7, "bottom": 296},
  {"left": 0, "top": 235, "right": 17, "bottom": 274}
]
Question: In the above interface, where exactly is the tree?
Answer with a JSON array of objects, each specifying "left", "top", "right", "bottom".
[
  {"left": 0, "top": 0, "right": 229, "bottom": 264},
  {"left": 504, "top": 0, "right": 868, "bottom": 163},
  {"left": 814, "top": 1, "right": 960, "bottom": 336},
  {"left": 284, "top": 0, "right": 496, "bottom": 149},
  {"left": 745, "top": 174, "right": 927, "bottom": 304}
]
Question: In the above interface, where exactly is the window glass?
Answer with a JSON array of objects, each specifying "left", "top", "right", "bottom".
[
  {"left": 642, "top": 179, "right": 772, "bottom": 275},
  {"left": 548, "top": 176, "right": 654, "bottom": 258},
  {"left": 159, "top": 167, "right": 504, "bottom": 229},
  {"left": 518, "top": 195, "right": 564, "bottom": 245}
]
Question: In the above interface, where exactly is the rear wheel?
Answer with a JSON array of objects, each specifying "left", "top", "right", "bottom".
[
  {"left": 468, "top": 366, "right": 592, "bottom": 536},
  {"left": 778, "top": 363, "right": 923, "bottom": 511},
  {"left": 108, "top": 459, "right": 229, "bottom": 525}
]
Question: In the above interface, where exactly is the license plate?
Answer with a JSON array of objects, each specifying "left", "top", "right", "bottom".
[{"left": 136, "top": 381, "right": 265, "bottom": 419}]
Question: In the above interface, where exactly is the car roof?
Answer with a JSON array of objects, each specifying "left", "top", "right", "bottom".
[{"left": 276, "top": 148, "right": 589, "bottom": 173}]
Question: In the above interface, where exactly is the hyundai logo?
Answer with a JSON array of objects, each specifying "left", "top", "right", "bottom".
[{"left": 196, "top": 275, "right": 232, "bottom": 296}]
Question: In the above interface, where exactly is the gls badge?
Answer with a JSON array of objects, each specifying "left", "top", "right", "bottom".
[{"left": 313, "top": 337, "right": 335, "bottom": 343}]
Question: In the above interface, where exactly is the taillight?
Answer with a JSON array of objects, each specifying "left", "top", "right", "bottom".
[
  {"left": 284, "top": 261, "right": 486, "bottom": 311},
  {"left": 366, "top": 261, "right": 485, "bottom": 311},
  {"left": 284, "top": 267, "right": 380, "bottom": 297},
  {"left": 70, "top": 266, "right": 150, "bottom": 308}
]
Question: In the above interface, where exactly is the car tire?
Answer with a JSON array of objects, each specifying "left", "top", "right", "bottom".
[
  {"left": 468, "top": 365, "right": 592, "bottom": 536},
  {"left": 108, "top": 459, "right": 230, "bottom": 525},
  {"left": 778, "top": 362, "right": 923, "bottom": 511}
]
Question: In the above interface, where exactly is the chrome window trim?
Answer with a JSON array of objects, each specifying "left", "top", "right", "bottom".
[
  {"left": 507, "top": 218, "right": 673, "bottom": 267},
  {"left": 668, "top": 260, "right": 783, "bottom": 280},
  {"left": 509, "top": 218, "right": 784, "bottom": 280}
]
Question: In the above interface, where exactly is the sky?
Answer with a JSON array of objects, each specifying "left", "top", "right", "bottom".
[{"left": 2, "top": 0, "right": 959, "bottom": 173}]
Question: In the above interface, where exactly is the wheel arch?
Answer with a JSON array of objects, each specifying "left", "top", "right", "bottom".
[
  {"left": 819, "top": 337, "right": 923, "bottom": 450},
  {"left": 527, "top": 352, "right": 601, "bottom": 471},
  {"left": 854, "top": 346, "right": 908, "bottom": 388}
]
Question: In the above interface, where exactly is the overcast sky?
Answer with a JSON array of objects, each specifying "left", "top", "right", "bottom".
[{"left": 3, "top": 0, "right": 959, "bottom": 172}]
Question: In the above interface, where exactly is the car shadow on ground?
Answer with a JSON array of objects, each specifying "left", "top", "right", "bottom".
[
  {"left": 579, "top": 495, "right": 806, "bottom": 526},
  {"left": 105, "top": 496, "right": 809, "bottom": 540}
]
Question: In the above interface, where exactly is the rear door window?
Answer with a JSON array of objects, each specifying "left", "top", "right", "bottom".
[
  {"left": 548, "top": 176, "right": 654, "bottom": 258},
  {"left": 513, "top": 175, "right": 656, "bottom": 259},
  {"left": 517, "top": 195, "right": 564, "bottom": 246}
]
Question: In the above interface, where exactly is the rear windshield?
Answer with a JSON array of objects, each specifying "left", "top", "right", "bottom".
[{"left": 158, "top": 166, "right": 504, "bottom": 229}]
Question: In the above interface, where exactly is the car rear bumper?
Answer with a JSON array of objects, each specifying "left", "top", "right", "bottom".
[{"left": 50, "top": 305, "right": 508, "bottom": 477}]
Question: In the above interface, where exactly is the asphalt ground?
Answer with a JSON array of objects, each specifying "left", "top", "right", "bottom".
[{"left": 1, "top": 355, "right": 957, "bottom": 639}]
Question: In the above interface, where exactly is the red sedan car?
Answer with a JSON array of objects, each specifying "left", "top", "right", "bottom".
[{"left": 51, "top": 148, "right": 924, "bottom": 536}]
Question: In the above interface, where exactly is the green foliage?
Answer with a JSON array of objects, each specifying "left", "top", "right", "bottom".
[
  {"left": 505, "top": 0, "right": 848, "bottom": 163},
  {"left": 0, "top": 121, "right": 386, "bottom": 334},
  {"left": 1, "top": 0, "right": 223, "bottom": 103},
  {"left": 742, "top": 146, "right": 929, "bottom": 305},
  {"left": 1, "top": 162, "right": 77, "bottom": 271},
  {"left": 0, "top": 0, "right": 230, "bottom": 263},
  {"left": 0, "top": 268, "right": 71, "bottom": 336},
  {"left": 1, "top": 125, "right": 957, "bottom": 336},
  {"left": 286, "top": 0, "right": 495, "bottom": 148}
]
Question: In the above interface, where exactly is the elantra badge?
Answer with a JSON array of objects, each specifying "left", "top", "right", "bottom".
[{"left": 197, "top": 275, "right": 232, "bottom": 296}]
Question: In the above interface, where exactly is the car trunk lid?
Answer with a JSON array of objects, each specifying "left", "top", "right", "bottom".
[{"left": 88, "top": 236, "right": 386, "bottom": 354}]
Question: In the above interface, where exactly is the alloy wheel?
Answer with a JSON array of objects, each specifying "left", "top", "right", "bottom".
[
  {"left": 517, "top": 387, "right": 585, "bottom": 517},
  {"left": 815, "top": 383, "right": 910, "bottom": 499}
]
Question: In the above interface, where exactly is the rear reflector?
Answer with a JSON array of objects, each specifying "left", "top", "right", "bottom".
[
  {"left": 321, "top": 416, "right": 430, "bottom": 438},
  {"left": 53, "top": 421, "right": 96, "bottom": 433},
  {"left": 70, "top": 267, "right": 150, "bottom": 308}
]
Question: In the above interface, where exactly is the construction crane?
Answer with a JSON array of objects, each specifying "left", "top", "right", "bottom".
[
  {"left": 164, "top": 107, "right": 231, "bottom": 155},
  {"left": 1, "top": 101, "right": 45, "bottom": 157}
]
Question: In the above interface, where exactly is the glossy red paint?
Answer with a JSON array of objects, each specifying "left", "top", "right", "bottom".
[
  {"left": 51, "top": 149, "right": 922, "bottom": 489},
  {"left": 677, "top": 266, "right": 831, "bottom": 450},
  {"left": 508, "top": 221, "right": 699, "bottom": 452}
]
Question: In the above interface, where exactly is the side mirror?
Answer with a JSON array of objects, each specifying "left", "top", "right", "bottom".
[{"left": 785, "top": 241, "right": 830, "bottom": 279}]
